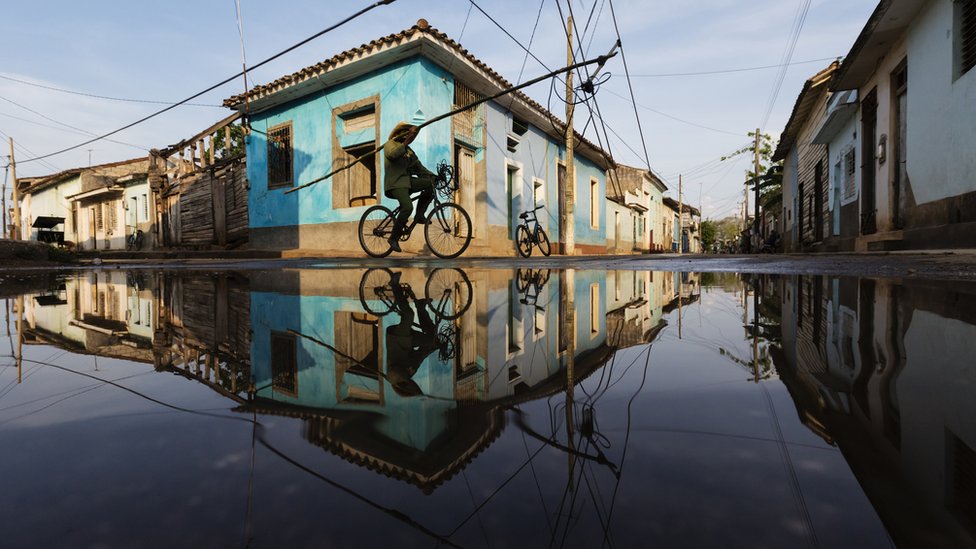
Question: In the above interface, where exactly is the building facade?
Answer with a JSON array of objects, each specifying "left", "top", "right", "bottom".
[{"left": 224, "top": 20, "right": 611, "bottom": 256}]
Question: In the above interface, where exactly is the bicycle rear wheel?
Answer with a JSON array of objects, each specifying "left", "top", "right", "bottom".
[
  {"left": 359, "top": 205, "right": 395, "bottom": 258},
  {"left": 424, "top": 202, "right": 472, "bottom": 259},
  {"left": 516, "top": 225, "right": 533, "bottom": 257},
  {"left": 536, "top": 227, "right": 551, "bottom": 256},
  {"left": 425, "top": 268, "right": 473, "bottom": 320}
]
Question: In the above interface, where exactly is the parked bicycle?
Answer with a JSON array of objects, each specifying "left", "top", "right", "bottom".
[
  {"left": 515, "top": 205, "right": 551, "bottom": 257},
  {"left": 358, "top": 268, "right": 473, "bottom": 361},
  {"left": 126, "top": 228, "right": 144, "bottom": 251},
  {"left": 358, "top": 162, "right": 472, "bottom": 259}
]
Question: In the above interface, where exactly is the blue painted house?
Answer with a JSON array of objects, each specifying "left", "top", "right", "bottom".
[{"left": 223, "top": 19, "right": 611, "bottom": 256}]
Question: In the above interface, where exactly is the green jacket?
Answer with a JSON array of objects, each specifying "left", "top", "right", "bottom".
[{"left": 383, "top": 140, "right": 435, "bottom": 196}]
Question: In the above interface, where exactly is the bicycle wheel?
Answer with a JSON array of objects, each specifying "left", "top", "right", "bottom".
[
  {"left": 425, "top": 268, "right": 473, "bottom": 320},
  {"left": 358, "top": 205, "right": 395, "bottom": 258},
  {"left": 359, "top": 268, "right": 395, "bottom": 316},
  {"left": 516, "top": 225, "right": 533, "bottom": 257},
  {"left": 536, "top": 227, "right": 551, "bottom": 256},
  {"left": 516, "top": 268, "right": 531, "bottom": 293},
  {"left": 424, "top": 202, "right": 472, "bottom": 259}
]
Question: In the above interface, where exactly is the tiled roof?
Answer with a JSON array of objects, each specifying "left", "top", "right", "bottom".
[{"left": 223, "top": 19, "right": 611, "bottom": 166}]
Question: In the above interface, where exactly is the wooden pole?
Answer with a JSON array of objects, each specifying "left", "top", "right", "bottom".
[
  {"left": 9, "top": 138, "right": 21, "bottom": 240},
  {"left": 678, "top": 174, "right": 683, "bottom": 254},
  {"left": 563, "top": 14, "right": 576, "bottom": 256},
  {"left": 754, "top": 128, "right": 762, "bottom": 246},
  {"left": 2, "top": 164, "right": 7, "bottom": 239}
]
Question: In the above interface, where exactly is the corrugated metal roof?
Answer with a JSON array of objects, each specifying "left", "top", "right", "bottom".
[{"left": 771, "top": 62, "right": 840, "bottom": 162}]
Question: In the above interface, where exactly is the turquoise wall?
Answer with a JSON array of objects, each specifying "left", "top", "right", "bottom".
[
  {"left": 484, "top": 102, "right": 606, "bottom": 246},
  {"left": 246, "top": 56, "right": 453, "bottom": 229}
]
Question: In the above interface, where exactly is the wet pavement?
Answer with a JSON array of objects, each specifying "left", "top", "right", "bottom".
[{"left": 0, "top": 266, "right": 973, "bottom": 547}]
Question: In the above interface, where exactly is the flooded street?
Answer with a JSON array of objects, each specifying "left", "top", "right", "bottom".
[{"left": 0, "top": 267, "right": 972, "bottom": 548}]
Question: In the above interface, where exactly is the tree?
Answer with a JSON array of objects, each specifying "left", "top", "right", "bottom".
[
  {"left": 701, "top": 219, "right": 718, "bottom": 251},
  {"left": 721, "top": 131, "right": 783, "bottom": 232}
]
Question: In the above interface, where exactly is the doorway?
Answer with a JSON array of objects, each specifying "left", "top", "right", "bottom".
[{"left": 861, "top": 88, "right": 878, "bottom": 235}]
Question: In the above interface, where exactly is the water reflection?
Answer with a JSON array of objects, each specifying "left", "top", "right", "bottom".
[{"left": 3, "top": 268, "right": 975, "bottom": 546}]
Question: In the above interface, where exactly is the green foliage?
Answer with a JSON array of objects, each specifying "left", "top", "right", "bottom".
[
  {"left": 721, "top": 131, "right": 784, "bottom": 222},
  {"left": 208, "top": 124, "right": 246, "bottom": 159},
  {"left": 701, "top": 219, "right": 718, "bottom": 250}
]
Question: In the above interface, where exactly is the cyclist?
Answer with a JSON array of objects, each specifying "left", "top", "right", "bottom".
[
  {"left": 385, "top": 273, "right": 440, "bottom": 396},
  {"left": 384, "top": 122, "right": 436, "bottom": 252}
]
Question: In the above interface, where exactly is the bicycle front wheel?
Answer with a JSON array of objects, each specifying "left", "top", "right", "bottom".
[
  {"left": 359, "top": 205, "right": 395, "bottom": 258},
  {"left": 424, "top": 202, "right": 472, "bottom": 259},
  {"left": 359, "top": 268, "right": 395, "bottom": 317},
  {"left": 425, "top": 268, "right": 473, "bottom": 320},
  {"left": 516, "top": 225, "right": 533, "bottom": 257},
  {"left": 536, "top": 228, "right": 551, "bottom": 256}
]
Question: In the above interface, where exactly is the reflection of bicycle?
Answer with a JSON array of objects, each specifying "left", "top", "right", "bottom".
[
  {"left": 516, "top": 205, "right": 551, "bottom": 257},
  {"left": 358, "top": 268, "right": 473, "bottom": 360},
  {"left": 516, "top": 268, "right": 550, "bottom": 301},
  {"left": 126, "top": 228, "right": 144, "bottom": 251},
  {"left": 358, "top": 162, "right": 473, "bottom": 259}
]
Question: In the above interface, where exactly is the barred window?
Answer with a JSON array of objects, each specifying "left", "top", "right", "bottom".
[
  {"left": 267, "top": 122, "right": 293, "bottom": 189},
  {"left": 271, "top": 331, "right": 298, "bottom": 396},
  {"left": 959, "top": 0, "right": 976, "bottom": 77}
]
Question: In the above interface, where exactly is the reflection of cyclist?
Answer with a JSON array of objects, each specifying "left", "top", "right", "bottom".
[
  {"left": 386, "top": 273, "right": 440, "bottom": 396},
  {"left": 384, "top": 122, "right": 436, "bottom": 252}
]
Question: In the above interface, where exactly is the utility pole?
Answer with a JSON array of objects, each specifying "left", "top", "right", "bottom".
[
  {"left": 563, "top": 14, "right": 576, "bottom": 256},
  {"left": 9, "top": 138, "right": 20, "bottom": 240},
  {"left": 2, "top": 164, "right": 7, "bottom": 239},
  {"left": 678, "top": 174, "right": 683, "bottom": 254},
  {"left": 754, "top": 128, "right": 762, "bottom": 246}
]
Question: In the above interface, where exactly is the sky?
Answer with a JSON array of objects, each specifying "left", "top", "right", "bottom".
[{"left": 0, "top": 0, "right": 877, "bottom": 219}]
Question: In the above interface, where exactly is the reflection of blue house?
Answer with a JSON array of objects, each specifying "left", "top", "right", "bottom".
[
  {"left": 224, "top": 20, "right": 611, "bottom": 256},
  {"left": 244, "top": 268, "right": 612, "bottom": 491}
]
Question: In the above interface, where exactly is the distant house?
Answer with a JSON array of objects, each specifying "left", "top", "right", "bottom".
[
  {"left": 662, "top": 197, "right": 700, "bottom": 252},
  {"left": 776, "top": 0, "right": 976, "bottom": 251},
  {"left": 222, "top": 19, "right": 612, "bottom": 256},
  {"left": 19, "top": 158, "right": 152, "bottom": 250},
  {"left": 605, "top": 164, "right": 668, "bottom": 254}
]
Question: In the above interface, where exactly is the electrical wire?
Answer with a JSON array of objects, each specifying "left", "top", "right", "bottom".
[
  {"left": 629, "top": 56, "right": 840, "bottom": 78},
  {"left": 16, "top": 0, "right": 398, "bottom": 165},
  {"left": 760, "top": 0, "right": 812, "bottom": 129},
  {"left": 605, "top": 0, "right": 651, "bottom": 172},
  {"left": 0, "top": 73, "right": 223, "bottom": 107},
  {"left": 0, "top": 94, "right": 149, "bottom": 152},
  {"left": 601, "top": 88, "right": 744, "bottom": 137}
]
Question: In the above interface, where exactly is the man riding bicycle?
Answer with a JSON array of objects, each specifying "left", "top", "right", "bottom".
[{"left": 384, "top": 122, "right": 436, "bottom": 252}]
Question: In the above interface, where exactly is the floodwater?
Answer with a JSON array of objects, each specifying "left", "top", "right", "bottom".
[{"left": 0, "top": 267, "right": 973, "bottom": 548}]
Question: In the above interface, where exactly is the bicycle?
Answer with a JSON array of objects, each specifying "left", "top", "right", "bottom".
[
  {"left": 358, "top": 162, "right": 473, "bottom": 259},
  {"left": 358, "top": 268, "right": 473, "bottom": 361},
  {"left": 515, "top": 205, "right": 551, "bottom": 257},
  {"left": 126, "top": 228, "right": 144, "bottom": 251}
]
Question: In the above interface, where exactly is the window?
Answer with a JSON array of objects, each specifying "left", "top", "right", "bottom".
[
  {"left": 270, "top": 331, "right": 298, "bottom": 396},
  {"left": 140, "top": 194, "right": 149, "bottom": 222},
  {"left": 506, "top": 162, "right": 522, "bottom": 237},
  {"left": 590, "top": 178, "right": 599, "bottom": 229},
  {"left": 508, "top": 282, "right": 523, "bottom": 354},
  {"left": 106, "top": 201, "right": 117, "bottom": 234},
  {"left": 95, "top": 203, "right": 104, "bottom": 231},
  {"left": 267, "top": 122, "right": 293, "bottom": 189},
  {"left": 590, "top": 283, "right": 600, "bottom": 335},
  {"left": 844, "top": 147, "right": 857, "bottom": 200},
  {"left": 956, "top": 0, "right": 976, "bottom": 78},
  {"left": 333, "top": 100, "right": 379, "bottom": 207}
]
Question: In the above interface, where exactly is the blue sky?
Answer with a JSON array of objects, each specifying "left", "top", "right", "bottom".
[{"left": 0, "top": 0, "right": 877, "bottom": 219}]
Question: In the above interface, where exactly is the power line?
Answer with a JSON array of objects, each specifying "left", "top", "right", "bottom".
[
  {"left": 16, "top": 0, "right": 398, "bottom": 165},
  {"left": 760, "top": 0, "right": 812, "bottom": 128},
  {"left": 0, "top": 73, "right": 224, "bottom": 108},
  {"left": 606, "top": 0, "right": 651, "bottom": 172},
  {"left": 0, "top": 94, "right": 148, "bottom": 152},
  {"left": 629, "top": 56, "right": 839, "bottom": 78},
  {"left": 602, "top": 88, "right": 743, "bottom": 137},
  {"left": 0, "top": 125, "right": 61, "bottom": 172}
]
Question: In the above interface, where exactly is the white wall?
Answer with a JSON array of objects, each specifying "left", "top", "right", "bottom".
[{"left": 905, "top": 0, "right": 976, "bottom": 204}]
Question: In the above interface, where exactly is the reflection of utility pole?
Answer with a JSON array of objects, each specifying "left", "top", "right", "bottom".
[
  {"left": 753, "top": 279, "right": 759, "bottom": 383},
  {"left": 16, "top": 295, "right": 23, "bottom": 383},
  {"left": 566, "top": 270, "right": 577, "bottom": 492},
  {"left": 678, "top": 279, "right": 683, "bottom": 339}
]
